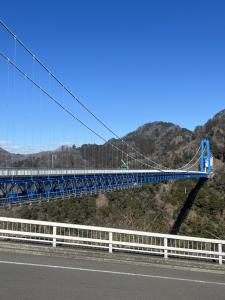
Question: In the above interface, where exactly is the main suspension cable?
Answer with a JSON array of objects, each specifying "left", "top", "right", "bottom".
[
  {"left": 179, "top": 146, "right": 201, "bottom": 170},
  {"left": 0, "top": 50, "right": 163, "bottom": 170},
  {"left": 0, "top": 19, "right": 166, "bottom": 170}
]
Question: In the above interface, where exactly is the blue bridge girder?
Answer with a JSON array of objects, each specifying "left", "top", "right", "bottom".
[{"left": 0, "top": 170, "right": 209, "bottom": 206}]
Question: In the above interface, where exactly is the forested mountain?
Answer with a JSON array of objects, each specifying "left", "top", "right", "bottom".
[{"left": 1, "top": 109, "right": 225, "bottom": 239}]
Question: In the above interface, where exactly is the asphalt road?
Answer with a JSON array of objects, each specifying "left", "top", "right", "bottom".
[{"left": 0, "top": 251, "right": 225, "bottom": 300}]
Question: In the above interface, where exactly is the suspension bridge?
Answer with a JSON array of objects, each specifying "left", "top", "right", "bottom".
[{"left": 0, "top": 20, "right": 213, "bottom": 206}]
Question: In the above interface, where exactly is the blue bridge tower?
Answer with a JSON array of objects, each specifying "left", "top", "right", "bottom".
[{"left": 200, "top": 140, "right": 212, "bottom": 175}]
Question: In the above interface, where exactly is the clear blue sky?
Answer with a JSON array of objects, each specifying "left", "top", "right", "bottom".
[{"left": 0, "top": 0, "right": 225, "bottom": 153}]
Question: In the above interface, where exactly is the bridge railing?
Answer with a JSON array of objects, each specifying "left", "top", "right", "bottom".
[
  {"left": 0, "top": 217, "right": 224, "bottom": 264},
  {"left": 0, "top": 168, "right": 207, "bottom": 177}
]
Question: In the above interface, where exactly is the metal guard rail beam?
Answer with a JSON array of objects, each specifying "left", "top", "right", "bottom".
[{"left": 0, "top": 217, "right": 223, "bottom": 264}]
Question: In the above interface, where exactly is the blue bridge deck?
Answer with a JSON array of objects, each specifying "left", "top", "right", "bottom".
[{"left": 0, "top": 169, "right": 209, "bottom": 206}]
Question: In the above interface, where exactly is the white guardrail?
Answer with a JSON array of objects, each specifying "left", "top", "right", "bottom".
[{"left": 0, "top": 217, "right": 224, "bottom": 264}]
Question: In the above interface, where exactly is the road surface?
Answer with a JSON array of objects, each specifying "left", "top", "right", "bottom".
[{"left": 0, "top": 251, "right": 224, "bottom": 299}]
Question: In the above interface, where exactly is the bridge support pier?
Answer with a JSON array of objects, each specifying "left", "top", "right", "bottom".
[{"left": 170, "top": 177, "right": 208, "bottom": 235}]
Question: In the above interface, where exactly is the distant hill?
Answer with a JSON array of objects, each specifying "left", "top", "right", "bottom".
[
  {"left": 2, "top": 109, "right": 224, "bottom": 170},
  {"left": 0, "top": 147, "right": 12, "bottom": 167},
  {"left": 0, "top": 147, "right": 10, "bottom": 155}
]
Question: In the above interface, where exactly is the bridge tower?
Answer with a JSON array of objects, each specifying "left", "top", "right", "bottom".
[{"left": 200, "top": 140, "right": 212, "bottom": 174}]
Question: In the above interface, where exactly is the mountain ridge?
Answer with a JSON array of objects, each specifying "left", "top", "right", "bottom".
[{"left": 0, "top": 109, "right": 224, "bottom": 169}]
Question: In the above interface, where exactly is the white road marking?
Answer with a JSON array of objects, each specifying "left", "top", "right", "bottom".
[{"left": 0, "top": 260, "right": 224, "bottom": 287}]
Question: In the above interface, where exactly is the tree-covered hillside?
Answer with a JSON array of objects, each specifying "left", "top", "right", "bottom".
[{"left": 1, "top": 109, "right": 225, "bottom": 238}]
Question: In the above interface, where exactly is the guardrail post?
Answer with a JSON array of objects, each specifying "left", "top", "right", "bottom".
[
  {"left": 164, "top": 237, "right": 168, "bottom": 259},
  {"left": 53, "top": 226, "right": 57, "bottom": 248},
  {"left": 109, "top": 231, "right": 113, "bottom": 254},
  {"left": 218, "top": 243, "right": 223, "bottom": 265}
]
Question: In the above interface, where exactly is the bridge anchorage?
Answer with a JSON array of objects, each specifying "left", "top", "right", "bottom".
[{"left": 0, "top": 140, "right": 212, "bottom": 207}]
